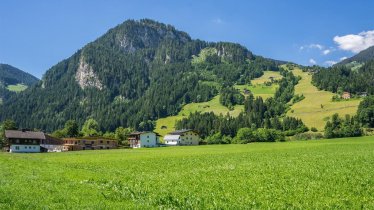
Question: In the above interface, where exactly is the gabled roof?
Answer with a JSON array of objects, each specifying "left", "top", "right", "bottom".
[
  {"left": 5, "top": 130, "right": 45, "bottom": 140},
  {"left": 164, "top": 135, "right": 180, "bottom": 141},
  {"left": 168, "top": 129, "right": 197, "bottom": 135},
  {"left": 128, "top": 131, "right": 160, "bottom": 136}
]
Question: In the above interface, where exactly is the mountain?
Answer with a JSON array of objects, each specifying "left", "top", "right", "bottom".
[
  {"left": 338, "top": 46, "right": 374, "bottom": 66},
  {"left": 0, "top": 64, "right": 39, "bottom": 103},
  {"left": 0, "top": 19, "right": 284, "bottom": 132},
  {"left": 0, "top": 64, "right": 39, "bottom": 86}
]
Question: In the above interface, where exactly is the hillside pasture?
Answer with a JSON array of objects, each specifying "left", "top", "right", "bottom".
[
  {"left": 1, "top": 137, "right": 374, "bottom": 209},
  {"left": 287, "top": 68, "right": 361, "bottom": 131},
  {"left": 250, "top": 70, "right": 282, "bottom": 85},
  {"left": 7, "top": 84, "right": 28, "bottom": 92},
  {"left": 155, "top": 95, "right": 243, "bottom": 137}
]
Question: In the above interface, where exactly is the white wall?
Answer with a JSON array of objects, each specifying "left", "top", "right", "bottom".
[
  {"left": 10, "top": 145, "right": 40, "bottom": 153},
  {"left": 164, "top": 135, "right": 180, "bottom": 146},
  {"left": 179, "top": 131, "right": 200, "bottom": 145},
  {"left": 140, "top": 133, "right": 157, "bottom": 147},
  {"left": 40, "top": 144, "right": 63, "bottom": 152}
]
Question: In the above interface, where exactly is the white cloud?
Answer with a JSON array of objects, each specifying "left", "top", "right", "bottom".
[
  {"left": 333, "top": 30, "right": 374, "bottom": 53},
  {"left": 212, "top": 18, "right": 224, "bottom": 24},
  {"left": 300, "top": 44, "right": 324, "bottom": 50},
  {"left": 325, "top": 60, "right": 337, "bottom": 66},
  {"left": 340, "top": 56, "right": 348, "bottom": 61},
  {"left": 309, "top": 58, "right": 317, "bottom": 65},
  {"left": 309, "top": 44, "right": 324, "bottom": 50},
  {"left": 323, "top": 49, "right": 331, "bottom": 55}
]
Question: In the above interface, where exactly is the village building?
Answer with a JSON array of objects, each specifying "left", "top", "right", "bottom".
[
  {"left": 5, "top": 130, "right": 45, "bottom": 153},
  {"left": 341, "top": 92, "right": 351, "bottom": 99},
  {"left": 127, "top": 131, "right": 159, "bottom": 148},
  {"left": 62, "top": 137, "right": 118, "bottom": 151},
  {"left": 40, "top": 134, "right": 64, "bottom": 152},
  {"left": 359, "top": 92, "right": 368, "bottom": 97},
  {"left": 164, "top": 129, "right": 200, "bottom": 146}
]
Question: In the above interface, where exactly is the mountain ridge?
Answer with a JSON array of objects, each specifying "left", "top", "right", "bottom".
[{"left": 0, "top": 19, "right": 287, "bottom": 132}]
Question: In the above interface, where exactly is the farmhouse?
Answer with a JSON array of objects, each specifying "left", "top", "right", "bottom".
[
  {"left": 62, "top": 137, "right": 118, "bottom": 151},
  {"left": 40, "top": 134, "right": 64, "bottom": 152},
  {"left": 127, "top": 131, "right": 159, "bottom": 148},
  {"left": 341, "top": 92, "right": 351, "bottom": 99},
  {"left": 164, "top": 129, "right": 200, "bottom": 146},
  {"left": 5, "top": 130, "right": 45, "bottom": 153}
]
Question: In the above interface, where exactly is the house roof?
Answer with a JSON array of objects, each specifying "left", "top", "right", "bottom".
[
  {"left": 5, "top": 130, "right": 45, "bottom": 140},
  {"left": 168, "top": 129, "right": 197, "bottom": 135},
  {"left": 164, "top": 135, "right": 181, "bottom": 141},
  {"left": 128, "top": 131, "right": 160, "bottom": 136}
]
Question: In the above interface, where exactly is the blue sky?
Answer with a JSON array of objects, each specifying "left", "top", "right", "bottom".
[{"left": 1, "top": 0, "right": 374, "bottom": 78}]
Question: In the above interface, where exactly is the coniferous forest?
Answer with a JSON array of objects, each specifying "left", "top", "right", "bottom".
[{"left": 0, "top": 19, "right": 283, "bottom": 133}]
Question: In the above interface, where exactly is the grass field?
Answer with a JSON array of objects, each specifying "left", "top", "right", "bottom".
[
  {"left": 251, "top": 71, "right": 282, "bottom": 85},
  {"left": 287, "top": 68, "right": 361, "bottom": 131},
  {"left": 155, "top": 95, "right": 243, "bottom": 137},
  {"left": 6, "top": 84, "right": 28, "bottom": 92},
  {"left": 1, "top": 136, "right": 374, "bottom": 209},
  {"left": 235, "top": 84, "right": 278, "bottom": 100}
]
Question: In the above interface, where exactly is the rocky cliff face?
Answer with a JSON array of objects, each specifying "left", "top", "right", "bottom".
[{"left": 75, "top": 56, "right": 103, "bottom": 90}]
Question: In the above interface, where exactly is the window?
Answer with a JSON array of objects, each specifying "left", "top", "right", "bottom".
[
  {"left": 15, "top": 146, "right": 19, "bottom": 150},
  {"left": 91, "top": 141, "right": 94, "bottom": 144},
  {"left": 25, "top": 146, "right": 27, "bottom": 149},
  {"left": 33, "top": 140, "right": 36, "bottom": 144},
  {"left": 33, "top": 147, "right": 35, "bottom": 149},
  {"left": 29, "top": 146, "right": 31, "bottom": 149},
  {"left": 16, "top": 139, "right": 20, "bottom": 144},
  {"left": 147, "top": 135, "right": 149, "bottom": 138},
  {"left": 147, "top": 140, "right": 149, "bottom": 143},
  {"left": 107, "top": 141, "right": 109, "bottom": 144},
  {"left": 100, "top": 141, "right": 103, "bottom": 144}
]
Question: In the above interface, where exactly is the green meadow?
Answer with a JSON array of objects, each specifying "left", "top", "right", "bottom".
[
  {"left": 6, "top": 84, "right": 28, "bottom": 92},
  {"left": 287, "top": 68, "right": 361, "bottom": 131},
  {"left": 155, "top": 71, "right": 282, "bottom": 137},
  {"left": 155, "top": 95, "right": 243, "bottom": 137},
  {"left": 1, "top": 136, "right": 374, "bottom": 209}
]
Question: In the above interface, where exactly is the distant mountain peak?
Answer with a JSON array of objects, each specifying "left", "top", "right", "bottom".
[{"left": 337, "top": 45, "right": 374, "bottom": 66}]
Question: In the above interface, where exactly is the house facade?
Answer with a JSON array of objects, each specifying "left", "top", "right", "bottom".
[
  {"left": 62, "top": 137, "right": 118, "bottom": 151},
  {"left": 5, "top": 130, "right": 45, "bottom": 153},
  {"left": 341, "top": 92, "right": 351, "bottom": 99},
  {"left": 40, "top": 134, "right": 64, "bottom": 152},
  {"left": 127, "top": 131, "right": 159, "bottom": 148},
  {"left": 164, "top": 129, "right": 200, "bottom": 146}
]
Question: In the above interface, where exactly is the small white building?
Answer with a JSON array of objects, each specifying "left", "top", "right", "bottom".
[
  {"left": 5, "top": 130, "right": 45, "bottom": 153},
  {"left": 164, "top": 129, "right": 200, "bottom": 146},
  {"left": 127, "top": 131, "right": 159, "bottom": 148}
]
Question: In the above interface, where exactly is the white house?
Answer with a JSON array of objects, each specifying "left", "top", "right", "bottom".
[
  {"left": 5, "top": 130, "right": 45, "bottom": 153},
  {"left": 127, "top": 131, "right": 159, "bottom": 148},
  {"left": 164, "top": 129, "right": 200, "bottom": 146}
]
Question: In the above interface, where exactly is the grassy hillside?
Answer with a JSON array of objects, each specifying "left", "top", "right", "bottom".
[
  {"left": 1, "top": 137, "right": 374, "bottom": 209},
  {"left": 7, "top": 84, "right": 28, "bottom": 92},
  {"left": 155, "top": 71, "right": 281, "bottom": 137},
  {"left": 155, "top": 95, "right": 243, "bottom": 137},
  {"left": 287, "top": 68, "right": 361, "bottom": 131},
  {"left": 250, "top": 70, "right": 282, "bottom": 85}
]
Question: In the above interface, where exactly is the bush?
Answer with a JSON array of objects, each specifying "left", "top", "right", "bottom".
[
  {"left": 311, "top": 127, "right": 318, "bottom": 132},
  {"left": 233, "top": 128, "right": 285, "bottom": 143},
  {"left": 205, "top": 132, "right": 232, "bottom": 144},
  {"left": 293, "top": 133, "right": 324, "bottom": 140}
]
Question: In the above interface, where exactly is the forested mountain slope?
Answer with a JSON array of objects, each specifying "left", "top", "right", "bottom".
[
  {"left": 337, "top": 46, "right": 374, "bottom": 66},
  {"left": 0, "top": 64, "right": 39, "bottom": 103},
  {"left": 0, "top": 19, "right": 283, "bottom": 132}
]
